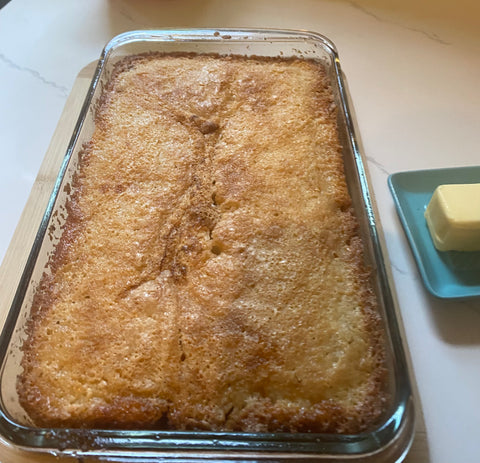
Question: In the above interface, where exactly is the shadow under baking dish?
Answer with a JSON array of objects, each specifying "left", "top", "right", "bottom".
[{"left": 389, "top": 166, "right": 480, "bottom": 299}]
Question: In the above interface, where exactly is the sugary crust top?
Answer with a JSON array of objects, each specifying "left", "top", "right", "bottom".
[{"left": 18, "top": 53, "right": 387, "bottom": 433}]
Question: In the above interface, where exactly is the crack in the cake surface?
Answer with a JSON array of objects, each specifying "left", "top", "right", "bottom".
[
  {"left": 157, "top": 114, "right": 222, "bottom": 278},
  {"left": 178, "top": 332, "right": 186, "bottom": 362},
  {"left": 118, "top": 114, "right": 223, "bottom": 299},
  {"left": 224, "top": 405, "right": 235, "bottom": 422}
]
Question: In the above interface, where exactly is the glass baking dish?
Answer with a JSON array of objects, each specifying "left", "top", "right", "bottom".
[{"left": 0, "top": 29, "right": 414, "bottom": 461}]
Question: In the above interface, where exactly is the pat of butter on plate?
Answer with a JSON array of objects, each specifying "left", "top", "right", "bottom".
[{"left": 424, "top": 183, "right": 480, "bottom": 252}]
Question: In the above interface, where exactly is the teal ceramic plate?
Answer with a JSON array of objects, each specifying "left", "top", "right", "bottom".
[{"left": 388, "top": 166, "right": 480, "bottom": 299}]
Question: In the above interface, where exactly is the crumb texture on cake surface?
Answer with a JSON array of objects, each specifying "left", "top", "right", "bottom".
[{"left": 18, "top": 54, "right": 387, "bottom": 433}]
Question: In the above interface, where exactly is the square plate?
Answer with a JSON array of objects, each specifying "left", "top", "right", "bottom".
[{"left": 388, "top": 166, "right": 480, "bottom": 299}]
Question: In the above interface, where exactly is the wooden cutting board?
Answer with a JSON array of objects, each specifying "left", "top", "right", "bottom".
[{"left": 0, "top": 62, "right": 428, "bottom": 462}]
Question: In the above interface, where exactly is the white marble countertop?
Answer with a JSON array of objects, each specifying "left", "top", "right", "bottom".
[{"left": 0, "top": 1, "right": 479, "bottom": 462}]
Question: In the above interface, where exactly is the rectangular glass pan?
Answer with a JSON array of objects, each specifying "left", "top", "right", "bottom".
[{"left": 0, "top": 29, "right": 414, "bottom": 461}]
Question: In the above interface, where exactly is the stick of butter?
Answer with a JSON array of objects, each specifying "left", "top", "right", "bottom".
[{"left": 424, "top": 183, "right": 480, "bottom": 251}]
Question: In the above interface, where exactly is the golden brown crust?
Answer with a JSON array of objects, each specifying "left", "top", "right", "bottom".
[{"left": 18, "top": 53, "right": 387, "bottom": 433}]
